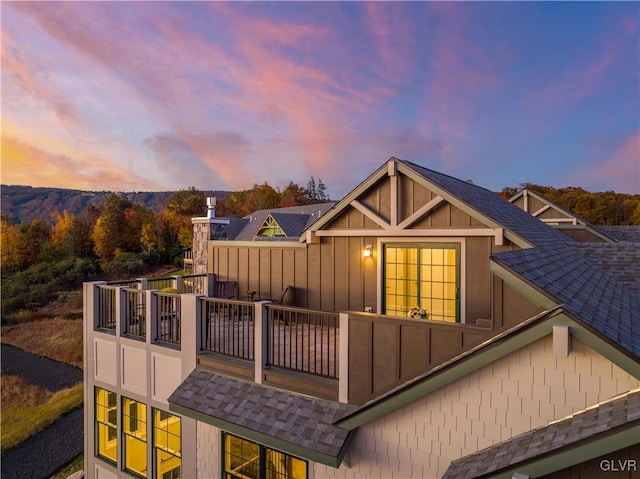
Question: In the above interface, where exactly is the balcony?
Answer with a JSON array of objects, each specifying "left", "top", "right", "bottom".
[{"left": 86, "top": 274, "right": 494, "bottom": 405}]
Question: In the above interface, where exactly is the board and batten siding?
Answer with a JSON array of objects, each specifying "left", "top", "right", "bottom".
[{"left": 208, "top": 238, "right": 376, "bottom": 312}]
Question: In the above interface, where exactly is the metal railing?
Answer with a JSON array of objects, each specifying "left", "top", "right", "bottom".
[
  {"left": 106, "top": 279, "right": 141, "bottom": 288},
  {"left": 200, "top": 298, "right": 255, "bottom": 361},
  {"left": 181, "top": 274, "right": 207, "bottom": 294},
  {"left": 147, "top": 277, "right": 174, "bottom": 291},
  {"left": 96, "top": 285, "right": 117, "bottom": 331},
  {"left": 266, "top": 305, "right": 339, "bottom": 379},
  {"left": 123, "top": 288, "right": 146, "bottom": 340},
  {"left": 155, "top": 292, "right": 181, "bottom": 346}
]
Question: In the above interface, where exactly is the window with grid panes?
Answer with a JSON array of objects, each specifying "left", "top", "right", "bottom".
[
  {"left": 222, "top": 433, "right": 307, "bottom": 479},
  {"left": 383, "top": 243, "right": 460, "bottom": 322},
  {"left": 153, "top": 408, "right": 182, "bottom": 479},
  {"left": 123, "top": 396, "right": 147, "bottom": 477},
  {"left": 95, "top": 387, "right": 117, "bottom": 464}
]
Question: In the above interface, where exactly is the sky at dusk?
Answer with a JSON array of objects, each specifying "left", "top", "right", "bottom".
[{"left": 2, "top": 1, "right": 639, "bottom": 198}]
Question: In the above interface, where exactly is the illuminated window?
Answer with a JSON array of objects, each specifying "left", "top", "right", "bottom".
[
  {"left": 384, "top": 243, "right": 460, "bottom": 322},
  {"left": 95, "top": 387, "right": 117, "bottom": 464},
  {"left": 153, "top": 409, "right": 182, "bottom": 479},
  {"left": 223, "top": 433, "right": 307, "bottom": 479},
  {"left": 123, "top": 397, "right": 147, "bottom": 477},
  {"left": 256, "top": 216, "right": 285, "bottom": 238}
]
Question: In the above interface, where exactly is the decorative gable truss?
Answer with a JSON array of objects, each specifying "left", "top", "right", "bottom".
[
  {"left": 509, "top": 188, "right": 614, "bottom": 242},
  {"left": 304, "top": 158, "right": 507, "bottom": 246},
  {"left": 253, "top": 214, "right": 286, "bottom": 239}
]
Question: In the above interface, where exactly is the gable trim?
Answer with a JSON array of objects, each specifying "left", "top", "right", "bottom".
[{"left": 302, "top": 158, "right": 535, "bottom": 248}]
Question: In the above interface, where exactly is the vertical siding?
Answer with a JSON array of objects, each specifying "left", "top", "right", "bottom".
[
  {"left": 349, "top": 237, "right": 364, "bottom": 311},
  {"left": 334, "top": 236, "right": 350, "bottom": 312},
  {"left": 466, "top": 237, "right": 492, "bottom": 323}
]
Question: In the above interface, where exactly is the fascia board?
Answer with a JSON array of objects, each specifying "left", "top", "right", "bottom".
[{"left": 168, "top": 402, "right": 350, "bottom": 468}]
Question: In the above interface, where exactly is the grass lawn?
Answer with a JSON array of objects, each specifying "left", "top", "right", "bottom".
[{"left": 1, "top": 382, "right": 83, "bottom": 452}]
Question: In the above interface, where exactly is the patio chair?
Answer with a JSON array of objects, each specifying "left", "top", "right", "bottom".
[
  {"left": 214, "top": 281, "right": 237, "bottom": 299},
  {"left": 268, "top": 286, "right": 292, "bottom": 323}
]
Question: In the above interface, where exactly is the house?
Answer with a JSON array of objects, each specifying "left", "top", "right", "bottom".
[{"left": 83, "top": 157, "right": 639, "bottom": 479}]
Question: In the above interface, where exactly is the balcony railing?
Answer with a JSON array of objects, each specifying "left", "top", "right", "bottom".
[
  {"left": 123, "top": 288, "right": 146, "bottom": 340},
  {"left": 155, "top": 292, "right": 181, "bottom": 346},
  {"left": 266, "top": 305, "right": 339, "bottom": 379},
  {"left": 96, "top": 285, "right": 117, "bottom": 331},
  {"left": 200, "top": 298, "right": 255, "bottom": 360}
]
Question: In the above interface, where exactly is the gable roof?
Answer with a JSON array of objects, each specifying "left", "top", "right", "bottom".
[
  {"left": 169, "top": 369, "right": 354, "bottom": 467},
  {"left": 442, "top": 388, "right": 640, "bottom": 479},
  {"left": 304, "top": 158, "right": 571, "bottom": 248},
  {"left": 399, "top": 160, "right": 572, "bottom": 248},
  {"left": 230, "top": 203, "right": 336, "bottom": 241},
  {"left": 491, "top": 244, "right": 640, "bottom": 359}
]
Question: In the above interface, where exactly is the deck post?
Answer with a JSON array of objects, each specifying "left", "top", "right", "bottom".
[
  {"left": 116, "top": 286, "right": 126, "bottom": 338},
  {"left": 147, "top": 290, "right": 157, "bottom": 344},
  {"left": 137, "top": 278, "right": 148, "bottom": 290},
  {"left": 180, "top": 294, "right": 201, "bottom": 377},
  {"left": 254, "top": 301, "right": 271, "bottom": 384},
  {"left": 172, "top": 275, "right": 183, "bottom": 292},
  {"left": 339, "top": 312, "right": 349, "bottom": 403},
  {"left": 205, "top": 273, "right": 216, "bottom": 297}
]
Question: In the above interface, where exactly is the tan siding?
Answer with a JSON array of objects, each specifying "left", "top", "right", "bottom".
[
  {"left": 349, "top": 237, "right": 365, "bottom": 311},
  {"left": 259, "top": 249, "right": 271, "bottom": 296},
  {"left": 320, "top": 239, "right": 335, "bottom": 311},
  {"left": 346, "top": 206, "right": 364, "bottom": 229},
  {"left": 281, "top": 249, "right": 296, "bottom": 302},
  {"left": 430, "top": 202, "right": 450, "bottom": 227},
  {"left": 307, "top": 244, "right": 321, "bottom": 309},
  {"left": 248, "top": 248, "right": 260, "bottom": 293},
  {"left": 466, "top": 237, "right": 492, "bottom": 323},
  {"left": 294, "top": 248, "right": 308, "bottom": 306},
  {"left": 451, "top": 205, "right": 473, "bottom": 227},
  {"left": 513, "top": 196, "right": 525, "bottom": 210},
  {"left": 314, "top": 336, "right": 640, "bottom": 479},
  {"left": 529, "top": 196, "right": 546, "bottom": 213},
  {"left": 334, "top": 236, "right": 350, "bottom": 312},
  {"left": 537, "top": 207, "right": 572, "bottom": 221},
  {"left": 398, "top": 173, "right": 414, "bottom": 223}
]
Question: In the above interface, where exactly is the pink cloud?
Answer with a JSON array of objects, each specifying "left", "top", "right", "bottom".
[
  {"left": 572, "top": 131, "right": 640, "bottom": 194},
  {"left": 1, "top": 35, "right": 80, "bottom": 127},
  {"left": 1, "top": 135, "right": 162, "bottom": 191}
]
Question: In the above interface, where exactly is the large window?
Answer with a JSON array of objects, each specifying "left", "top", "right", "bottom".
[
  {"left": 384, "top": 243, "right": 460, "bottom": 322},
  {"left": 223, "top": 433, "right": 307, "bottom": 479},
  {"left": 154, "top": 409, "right": 182, "bottom": 479},
  {"left": 123, "top": 397, "right": 148, "bottom": 478},
  {"left": 95, "top": 387, "right": 117, "bottom": 464}
]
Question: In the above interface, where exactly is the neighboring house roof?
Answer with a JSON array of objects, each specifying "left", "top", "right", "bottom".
[
  {"left": 168, "top": 369, "right": 355, "bottom": 467},
  {"left": 596, "top": 225, "right": 640, "bottom": 243},
  {"left": 229, "top": 203, "right": 336, "bottom": 241},
  {"left": 442, "top": 388, "right": 640, "bottom": 479},
  {"left": 491, "top": 244, "right": 640, "bottom": 358},
  {"left": 571, "top": 242, "right": 640, "bottom": 294}
]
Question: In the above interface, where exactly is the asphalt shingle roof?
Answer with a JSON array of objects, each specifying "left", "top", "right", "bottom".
[
  {"left": 231, "top": 202, "right": 336, "bottom": 241},
  {"left": 442, "top": 388, "right": 640, "bottom": 479},
  {"left": 399, "top": 159, "right": 572, "bottom": 247},
  {"left": 596, "top": 225, "right": 640, "bottom": 243},
  {"left": 492, "top": 244, "right": 640, "bottom": 358},
  {"left": 168, "top": 369, "right": 354, "bottom": 459}
]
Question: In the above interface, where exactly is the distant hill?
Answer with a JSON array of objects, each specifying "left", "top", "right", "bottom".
[{"left": 1, "top": 185, "right": 232, "bottom": 225}]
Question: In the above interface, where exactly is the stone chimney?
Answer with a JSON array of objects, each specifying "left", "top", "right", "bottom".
[{"left": 191, "top": 197, "right": 229, "bottom": 275}]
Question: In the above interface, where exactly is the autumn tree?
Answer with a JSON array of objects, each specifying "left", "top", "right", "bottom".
[
  {"left": 51, "top": 210, "right": 94, "bottom": 258},
  {"left": 92, "top": 195, "right": 154, "bottom": 260},
  {"left": 167, "top": 187, "right": 207, "bottom": 217}
]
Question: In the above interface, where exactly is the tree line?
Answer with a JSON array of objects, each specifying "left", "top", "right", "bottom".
[
  {"left": 500, "top": 184, "right": 640, "bottom": 226},
  {"left": 1, "top": 180, "right": 328, "bottom": 316}
]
